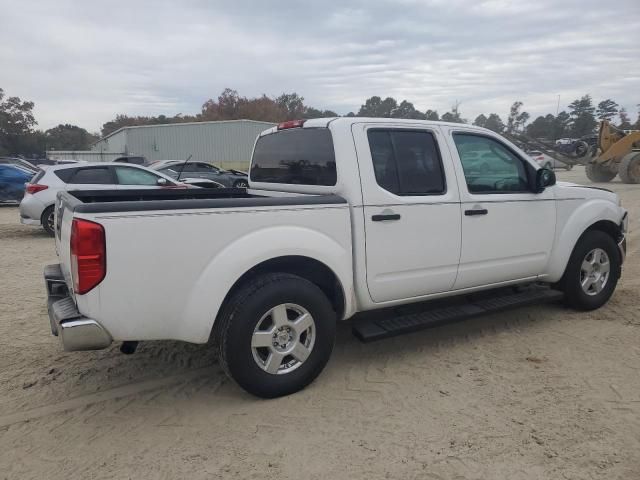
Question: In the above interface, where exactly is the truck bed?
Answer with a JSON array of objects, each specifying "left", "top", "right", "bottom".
[{"left": 58, "top": 188, "right": 346, "bottom": 214}]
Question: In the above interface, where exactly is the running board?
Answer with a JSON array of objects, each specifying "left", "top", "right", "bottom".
[{"left": 352, "top": 287, "right": 564, "bottom": 342}]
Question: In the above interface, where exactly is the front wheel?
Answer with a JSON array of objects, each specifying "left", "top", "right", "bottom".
[
  {"left": 215, "top": 273, "right": 336, "bottom": 398},
  {"left": 585, "top": 162, "right": 616, "bottom": 183},
  {"left": 618, "top": 152, "right": 640, "bottom": 184},
  {"left": 233, "top": 179, "right": 249, "bottom": 188},
  {"left": 559, "top": 230, "right": 621, "bottom": 310}
]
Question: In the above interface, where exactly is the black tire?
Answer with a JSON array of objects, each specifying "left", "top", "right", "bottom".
[
  {"left": 215, "top": 273, "right": 336, "bottom": 398},
  {"left": 559, "top": 230, "right": 621, "bottom": 311},
  {"left": 41, "top": 206, "right": 55, "bottom": 237},
  {"left": 233, "top": 179, "right": 248, "bottom": 189},
  {"left": 618, "top": 152, "right": 640, "bottom": 184},
  {"left": 585, "top": 163, "right": 616, "bottom": 183}
]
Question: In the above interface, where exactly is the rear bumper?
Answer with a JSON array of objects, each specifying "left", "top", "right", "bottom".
[{"left": 44, "top": 264, "right": 112, "bottom": 351}]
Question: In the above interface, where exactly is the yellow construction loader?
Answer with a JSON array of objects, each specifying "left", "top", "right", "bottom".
[
  {"left": 506, "top": 120, "right": 640, "bottom": 184},
  {"left": 585, "top": 121, "right": 640, "bottom": 183}
]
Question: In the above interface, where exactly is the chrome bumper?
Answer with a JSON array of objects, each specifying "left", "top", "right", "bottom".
[{"left": 44, "top": 264, "right": 112, "bottom": 351}]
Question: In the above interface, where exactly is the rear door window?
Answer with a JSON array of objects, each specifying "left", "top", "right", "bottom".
[
  {"left": 70, "top": 167, "right": 114, "bottom": 184},
  {"left": 251, "top": 128, "right": 337, "bottom": 186},
  {"left": 367, "top": 129, "right": 446, "bottom": 195}
]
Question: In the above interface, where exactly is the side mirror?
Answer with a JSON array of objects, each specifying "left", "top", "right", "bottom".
[
  {"left": 535, "top": 168, "right": 556, "bottom": 192},
  {"left": 156, "top": 177, "right": 169, "bottom": 186}
]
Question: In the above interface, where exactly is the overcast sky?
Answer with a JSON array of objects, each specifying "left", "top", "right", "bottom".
[{"left": 1, "top": 0, "right": 639, "bottom": 132}]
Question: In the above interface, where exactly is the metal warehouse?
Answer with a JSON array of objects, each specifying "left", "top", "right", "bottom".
[{"left": 90, "top": 119, "right": 275, "bottom": 170}]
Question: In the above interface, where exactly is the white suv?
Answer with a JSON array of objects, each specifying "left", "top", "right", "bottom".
[{"left": 20, "top": 162, "right": 182, "bottom": 235}]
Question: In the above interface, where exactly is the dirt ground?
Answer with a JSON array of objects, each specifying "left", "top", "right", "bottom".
[{"left": 1, "top": 167, "right": 639, "bottom": 480}]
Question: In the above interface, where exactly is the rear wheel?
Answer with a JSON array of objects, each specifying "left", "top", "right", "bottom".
[
  {"left": 560, "top": 230, "right": 621, "bottom": 310},
  {"left": 618, "top": 152, "right": 640, "bottom": 184},
  {"left": 41, "top": 206, "right": 55, "bottom": 237},
  {"left": 215, "top": 273, "right": 336, "bottom": 398},
  {"left": 585, "top": 162, "right": 616, "bottom": 183}
]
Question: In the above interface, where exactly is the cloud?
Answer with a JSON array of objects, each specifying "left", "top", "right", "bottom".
[{"left": 1, "top": 0, "right": 638, "bottom": 131}]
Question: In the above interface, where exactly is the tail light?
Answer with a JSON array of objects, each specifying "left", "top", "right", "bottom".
[
  {"left": 70, "top": 219, "right": 106, "bottom": 294},
  {"left": 277, "top": 119, "right": 305, "bottom": 130},
  {"left": 25, "top": 183, "right": 48, "bottom": 194}
]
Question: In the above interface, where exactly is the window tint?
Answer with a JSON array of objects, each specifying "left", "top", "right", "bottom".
[
  {"left": 115, "top": 167, "right": 162, "bottom": 185},
  {"left": 54, "top": 168, "right": 75, "bottom": 183},
  {"left": 367, "top": 129, "right": 445, "bottom": 195},
  {"left": 453, "top": 134, "right": 530, "bottom": 193},
  {"left": 251, "top": 128, "right": 337, "bottom": 186},
  {"left": 71, "top": 167, "right": 113, "bottom": 184}
]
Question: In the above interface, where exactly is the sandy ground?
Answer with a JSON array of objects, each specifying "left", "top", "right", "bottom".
[{"left": 0, "top": 167, "right": 639, "bottom": 479}]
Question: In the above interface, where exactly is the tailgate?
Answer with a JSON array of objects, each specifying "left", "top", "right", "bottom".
[{"left": 54, "top": 192, "right": 77, "bottom": 294}]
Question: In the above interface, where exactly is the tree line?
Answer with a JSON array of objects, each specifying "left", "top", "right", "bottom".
[{"left": 1, "top": 85, "right": 639, "bottom": 157}]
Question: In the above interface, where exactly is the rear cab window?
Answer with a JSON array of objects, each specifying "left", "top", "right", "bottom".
[{"left": 250, "top": 128, "right": 337, "bottom": 185}]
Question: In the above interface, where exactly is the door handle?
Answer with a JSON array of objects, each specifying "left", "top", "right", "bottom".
[
  {"left": 464, "top": 208, "right": 488, "bottom": 216},
  {"left": 372, "top": 213, "right": 401, "bottom": 222}
]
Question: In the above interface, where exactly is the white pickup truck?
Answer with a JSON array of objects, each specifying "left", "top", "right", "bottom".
[{"left": 46, "top": 118, "right": 628, "bottom": 398}]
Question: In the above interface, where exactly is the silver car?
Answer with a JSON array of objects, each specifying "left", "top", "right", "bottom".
[{"left": 19, "top": 162, "right": 183, "bottom": 236}]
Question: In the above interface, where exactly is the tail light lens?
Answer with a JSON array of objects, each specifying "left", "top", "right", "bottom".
[
  {"left": 25, "top": 183, "right": 48, "bottom": 194},
  {"left": 70, "top": 219, "right": 106, "bottom": 294}
]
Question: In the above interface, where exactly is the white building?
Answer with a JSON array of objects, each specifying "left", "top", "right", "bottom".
[{"left": 89, "top": 119, "right": 275, "bottom": 170}]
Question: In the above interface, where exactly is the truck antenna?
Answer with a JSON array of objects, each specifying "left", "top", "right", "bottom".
[{"left": 176, "top": 154, "right": 193, "bottom": 181}]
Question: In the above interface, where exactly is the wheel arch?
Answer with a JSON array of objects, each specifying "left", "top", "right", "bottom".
[
  {"left": 178, "top": 225, "right": 355, "bottom": 343},
  {"left": 546, "top": 201, "right": 624, "bottom": 282},
  {"left": 217, "top": 255, "right": 347, "bottom": 326}
]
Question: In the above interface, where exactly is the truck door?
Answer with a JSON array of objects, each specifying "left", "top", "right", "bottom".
[
  {"left": 352, "top": 123, "right": 462, "bottom": 303},
  {"left": 442, "top": 127, "right": 556, "bottom": 289}
]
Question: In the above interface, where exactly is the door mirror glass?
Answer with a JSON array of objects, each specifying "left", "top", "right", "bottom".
[{"left": 536, "top": 168, "right": 556, "bottom": 192}]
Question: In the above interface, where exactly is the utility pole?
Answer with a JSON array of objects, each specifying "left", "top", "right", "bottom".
[{"left": 556, "top": 95, "right": 561, "bottom": 116}]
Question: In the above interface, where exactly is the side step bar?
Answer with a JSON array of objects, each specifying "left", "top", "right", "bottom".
[{"left": 352, "top": 287, "right": 564, "bottom": 342}]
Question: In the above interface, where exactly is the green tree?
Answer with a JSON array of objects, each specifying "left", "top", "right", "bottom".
[
  {"left": 45, "top": 124, "right": 97, "bottom": 150},
  {"left": 484, "top": 113, "right": 505, "bottom": 133},
  {"left": 0, "top": 87, "right": 37, "bottom": 155},
  {"left": 568, "top": 95, "right": 597, "bottom": 137},
  {"left": 357, "top": 96, "right": 397, "bottom": 117},
  {"left": 596, "top": 99, "right": 619, "bottom": 121},
  {"left": 507, "top": 101, "right": 522, "bottom": 133},
  {"left": 302, "top": 107, "right": 338, "bottom": 119},
  {"left": 618, "top": 107, "right": 632, "bottom": 129},
  {"left": 276, "top": 93, "right": 305, "bottom": 120},
  {"left": 424, "top": 109, "right": 439, "bottom": 120},
  {"left": 441, "top": 102, "right": 466, "bottom": 123},
  {"left": 391, "top": 100, "right": 426, "bottom": 119},
  {"left": 526, "top": 115, "right": 550, "bottom": 138},
  {"left": 473, "top": 114, "right": 488, "bottom": 128}
]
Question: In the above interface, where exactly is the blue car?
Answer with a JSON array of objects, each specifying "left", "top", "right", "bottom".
[{"left": 0, "top": 164, "right": 33, "bottom": 203}]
